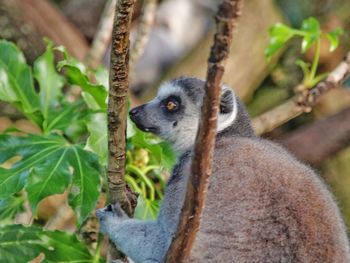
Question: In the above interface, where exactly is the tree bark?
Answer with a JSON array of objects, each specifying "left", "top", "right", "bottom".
[
  {"left": 164, "top": 1, "right": 244, "bottom": 262},
  {"left": 107, "top": 0, "right": 136, "bottom": 260}
]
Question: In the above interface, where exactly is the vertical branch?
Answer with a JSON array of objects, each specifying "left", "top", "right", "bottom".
[
  {"left": 164, "top": 0, "right": 244, "bottom": 262},
  {"left": 107, "top": 0, "right": 136, "bottom": 260}
]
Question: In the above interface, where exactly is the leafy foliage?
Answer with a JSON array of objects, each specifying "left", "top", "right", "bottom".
[
  {"left": 0, "top": 41, "right": 41, "bottom": 125},
  {"left": 266, "top": 17, "right": 343, "bottom": 88},
  {"left": 0, "top": 133, "right": 101, "bottom": 226},
  {"left": 0, "top": 224, "right": 101, "bottom": 263},
  {"left": 0, "top": 39, "right": 176, "bottom": 260}
]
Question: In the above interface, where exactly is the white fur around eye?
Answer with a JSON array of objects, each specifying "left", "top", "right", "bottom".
[{"left": 217, "top": 89, "right": 237, "bottom": 132}]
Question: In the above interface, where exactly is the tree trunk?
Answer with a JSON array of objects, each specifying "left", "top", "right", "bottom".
[{"left": 0, "top": 0, "right": 89, "bottom": 61}]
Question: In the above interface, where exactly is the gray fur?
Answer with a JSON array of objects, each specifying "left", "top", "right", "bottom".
[{"left": 97, "top": 77, "right": 350, "bottom": 263}]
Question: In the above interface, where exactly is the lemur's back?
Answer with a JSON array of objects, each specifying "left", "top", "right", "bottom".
[{"left": 190, "top": 136, "right": 350, "bottom": 263}]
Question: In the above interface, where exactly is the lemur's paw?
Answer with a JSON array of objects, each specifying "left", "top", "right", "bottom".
[
  {"left": 111, "top": 203, "right": 128, "bottom": 218},
  {"left": 96, "top": 203, "right": 129, "bottom": 233}
]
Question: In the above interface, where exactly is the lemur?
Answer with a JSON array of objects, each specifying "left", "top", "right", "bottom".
[{"left": 97, "top": 77, "right": 350, "bottom": 263}]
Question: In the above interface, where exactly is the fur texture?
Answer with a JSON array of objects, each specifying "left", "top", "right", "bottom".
[{"left": 97, "top": 77, "right": 350, "bottom": 263}]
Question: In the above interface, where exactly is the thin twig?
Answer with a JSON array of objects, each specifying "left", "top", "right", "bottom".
[
  {"left": 253, "top": 52, "right": 350, "bottom": 135},
  {"left": 164, "top": 1, "right": 244, "bottom": 262},
  {"left": 130, "top": 0, "right": 157, "bottom": 74},
  {"left": 107, "top": 0, "right": 136, "bottom": 261},
  {"left": 85, "top": 0, "right": 117, "bottom": 68}
]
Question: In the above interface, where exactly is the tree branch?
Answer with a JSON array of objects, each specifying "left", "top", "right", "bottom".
[
  {"left": 85, "top": 0, "right": 117, "bottom": 68},
  {"left": 107, "top": 0, "right": 136, "bottom": 260},
  {"left": 164, "top": 1, "right": 244, "bottom": 262},
  {"left": 253, "top": 52, "right": 350, "bottom": 135},
  {"left": 279, "top": 106, "right": 350, "bottom": 166}
]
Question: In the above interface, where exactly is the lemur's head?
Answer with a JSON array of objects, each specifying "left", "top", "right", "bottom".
[{"left": 130, "top": 77, "right": 254, "bottom": 155}]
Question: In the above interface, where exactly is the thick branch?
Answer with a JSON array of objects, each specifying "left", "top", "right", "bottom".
[
  {"left": 108, "top": 0, "right": 136, "bottom": 260},
  {"left": 279, "top": 106, "right": 350, "bottom": 166},
  {"left": 253, "top": 52, "right": 350, "bottom": 135},
  {"left": 164, "top": 1, "right": 243, "bottom": 262}
]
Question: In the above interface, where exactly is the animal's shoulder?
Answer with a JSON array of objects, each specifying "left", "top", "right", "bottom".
[
  {"left": 213, "top": 136, "right": 317, "bottom": 186},
  {"left": 215, "top": 137, "right": 306, "bottom": 169}
]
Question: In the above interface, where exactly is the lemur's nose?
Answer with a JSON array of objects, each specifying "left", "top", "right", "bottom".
[{"left": 129, "top": 107, "right": 140, "bottom": 117}]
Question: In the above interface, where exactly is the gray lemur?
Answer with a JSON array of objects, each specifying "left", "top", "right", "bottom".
[{"left": 97, "top": 77, "right": 350, "bottom": 262}]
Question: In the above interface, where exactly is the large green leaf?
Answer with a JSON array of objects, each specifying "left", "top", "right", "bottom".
[
  {"left": 0, "top": 41, "right": 41, "bottom": 124},
  {"left": 68, "top": 146, "right": 101, "bottom": 226},
  {"left": 0, "top": 134, "right": 101, "bottom": 224},
  {"left": 0, "top": 134, "right": 66, "bottom": 199},
  {"left": 26, "top": 149, "right": 71, "bottom": 213},
  {"left": 34, "top": 40, "right": 65, "bottom": 129},
  {"left": 0, "top": 224, "right": 98, "bottom": 263}
]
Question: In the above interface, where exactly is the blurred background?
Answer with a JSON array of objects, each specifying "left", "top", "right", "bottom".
[{"left": 0, "top": 0, "right": 349, "bottom": 228}]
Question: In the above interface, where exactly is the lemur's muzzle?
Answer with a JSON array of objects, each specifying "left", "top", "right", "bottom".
[{"left": 129, "top": 105, "right": 158, "bottom": 133}]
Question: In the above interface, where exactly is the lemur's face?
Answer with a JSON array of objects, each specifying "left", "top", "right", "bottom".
[{"left": 129, "top": 78, "right": 237, "bottom": 155}]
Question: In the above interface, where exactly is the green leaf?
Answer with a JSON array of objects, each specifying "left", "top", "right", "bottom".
[
  {"left": 269, "top": 23, "right": 293, "bottom": 38},
  {"left": 326, "top": 28, "right": 343, "bottom": 52},
  {"left": 0, "top": 41, "right": 41, "bottom": 124},
  {"left": 85, "top": 113, "right": 107, "bottom": 166},
  {"left": 300, "top": 17, "right": 321, "bottom": 52},
  {"left": 265, "top": 23, "right": 294, "bottom": 58},
  {"left": 301, "top": 17, "right": 321, "bottom": 35},
  {"left": 134, "top": 196, "right": 160, "bottom": 220},
  {"left": 301, "top": 35, "right": 318, "bottom": 53},
  {"left": 129, "top": 127, "right": 176, "bottom": 170},
  {"left": 34, "top": 40, "right": 65, "bottom": 127},
  {"left": 158, "top": 142, "right": 177, "bottom": 170},
  {"left": 57, "top": 48, "right": 107, "bottom": 110},
  {"left": 45, "top": 100, "right": 87, "bottom": 134},
  {"left": 0, "top": 134, "right": 102, "bottom": 224},
  {"left": 126, "top": 119, "right": 135, "bottom": 140},
  {"left": 0, "top": 134, "right": 66, "bottom": 199},
  {"left": 94, "top": 66, "right": 109, "bottom": 91},
  {"left": 0, "top": 196, "right": 24, "bottom": 222},
  {"left": 68, "top": 146, "right": 101, "bottom": 226},
  {"left": 26, "top": 149, "right": 71, "bottom": 213},
  {"left": 0, "top": 224, "right": 96, "bottom": 263}
]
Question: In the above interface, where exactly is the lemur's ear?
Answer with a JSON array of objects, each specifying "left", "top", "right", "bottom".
[{"left": 220, "top": 87, "right": 234, "bottom": 114}]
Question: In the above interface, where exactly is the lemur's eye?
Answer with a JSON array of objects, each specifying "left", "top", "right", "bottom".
[
  {"left": 162, "top": 97, "right": 180, "bottom": 112},
  {"left": 166, "top": 100, "right": 178, "bottom": 111}
]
